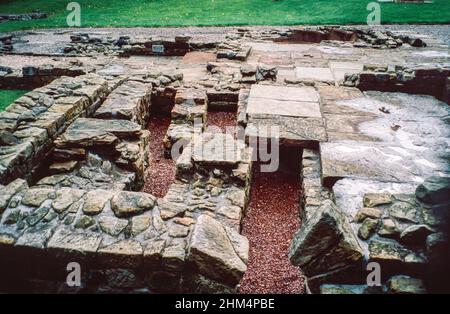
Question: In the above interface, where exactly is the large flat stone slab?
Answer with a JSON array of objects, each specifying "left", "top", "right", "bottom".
[
  {"left": 93, "top": 80, "right": 152, "bottom": 127},
  {"left": 246, "top": 115, "right": 327, "bottom": 146},
  {"left": 55, "top": 118, "right": 142, "bottom": 148},
  {"left": 295, "top": 67, "right": 335, "bottom": 83},
  {"left": 321, "top": 141, "right": 440, "bottom": 186},
  {"left": 192, "top": 133, "right": 245, "bottom": 167},
  {"left": 246, "top": 84, "right": 325, "bottom": 145},
  {"left": 249, "top": 84, "right": 319, "bottom": 103},
  {"left": 247, "top": 98, "right": 321, "bottom": 118}
]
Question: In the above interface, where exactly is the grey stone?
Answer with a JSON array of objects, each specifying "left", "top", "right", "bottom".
[
  {"left": 47, "top": 228, "right": 102, "bottom": 253},
  {"left": 358, "top": 218, "right": 378, "bottom": 240},
  {"left": 400, "top": 224, "right": 434, "bottom": 247},
  {"left": 387, "top": 275, "right": 426, "bottom": 294},
  {"left": 74, "top": 215, "right": 96, "bottom": 229},
  {"left": 0, "top": 179, "right": 28, "bottom": 213},
  {"left": 363, "top": 193, "right": 392, "bottom": 207},
  {"left": 188, "top": 214, "right": 248, "bottom": 287},
  {"left": 378, "top": 218, "right": 400, "bottom": 238},
  {"left": 55, "top": 118, "right": 141, "bottom": 148},
  {"left": 22, "top": 188, "right": 54, "bottom": 207},
  {"left": 111, "top": 191, "right": 155, "bottom": 218},
  {"left": 83, "top": 190, "right": 114, "bottom": 215},
  {"left": 162, "top": 241, "right": 186, "bottom": 272},
  {"left": 52, "top": 188, "right": 85, "bottom": 213},
  {"left": 26, "top": 206, "right": 50, "bottom": 226},
  {"left": 289, "top": 200, "right": 364, "bottom": 276},
  {"left": 98, "top": 239, "right": 143, "bottom": 268},
  {"left": 131, "top": 215, "right": 152, "bottom": 236},
  {"left": 98, "top": 216, "right": 129, "bottom": 236},
  {"left": 415, "top": 176, "right": 450, "bottom": 205},
  {"left": 168, "top": 224, "right": 190, "bottom": 238}
]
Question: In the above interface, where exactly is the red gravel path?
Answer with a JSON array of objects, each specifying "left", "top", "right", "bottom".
[
  {"left": 206, "top": 111, "right": 237, "bottom": 134},
  {"left": 142, "top": 115, "right": 175, "bottom": 198},
  {"left": 240, "top": 165, "right": 304, "bottom": 294}
]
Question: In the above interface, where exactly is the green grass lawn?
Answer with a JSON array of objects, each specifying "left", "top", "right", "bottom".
[
  {"left": 0, "top": 0, "right": 449, "bottom": 32},
  {"left": 0, "top": 90, "right": 29, "bottom": 111}
]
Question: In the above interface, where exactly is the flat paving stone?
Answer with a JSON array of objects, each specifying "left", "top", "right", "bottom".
[
  {"left": 247, "top": 98, "right": 321, "bottom": 118},
  {"left": 249, "top": 84, "right": 319, "bottom": 102},
  {"left": 192, "top": 133, "right": 245, "bottom": 166},
  {"left": 320, "top": 141, "right": 445, "bottom": 185},
  {"left": 246, "top": 84, "right": 325, "bottom": 145},
  {"left": 295, "top": 66, "right": 335, "bottom": 83}
]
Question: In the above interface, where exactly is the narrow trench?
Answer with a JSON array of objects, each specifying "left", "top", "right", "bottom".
[
  {"left": 206, "top": 110, "right": 237, "bottom": 134},
  {"left": 206, "top": 105, "right": 304, "bottom": 293},
  {"left": 240, "top": 159, "right": 304, "bottom": 294},
  {"left": 141, "top": 114, "right": 175, "bottom": 198}
]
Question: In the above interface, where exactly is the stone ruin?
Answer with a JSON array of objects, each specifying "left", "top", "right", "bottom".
[{"left": 0, "top": 25, "right": 449, "bottom": 293}]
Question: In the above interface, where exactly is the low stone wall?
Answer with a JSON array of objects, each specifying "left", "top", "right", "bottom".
[
  {"left": 0, "top": 11, "right": 47, "bottom": 22},
  {"left": 0, "top": 63, "right": 88, "bottom": 89},
  {"left": 289, "top": 149, "right": 450, "bottom": 293},
  {"left": 0, "top": 74, "right": 112, "bottom": 185},
  {"left": 93, "top": 78, "right": 153, "bottom": 127},
  {"left": 0, "top": 178, "right": 249, "bottom": 293},
  {"left": 64, "top": 33, "right": 219, "bottom": 57},
  {"left": 344, "top": 65, "right": 450, "bottom": 103},
  {"left": 233, "top": 26, "right": 426, "bottom": 49}
]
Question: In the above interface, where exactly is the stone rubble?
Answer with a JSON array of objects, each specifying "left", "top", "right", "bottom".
[{"left": 0, "top": 24, "right": 449, "bottom": 294}]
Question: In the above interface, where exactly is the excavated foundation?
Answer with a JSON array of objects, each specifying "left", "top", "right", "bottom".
[
  {"left": 141, "top": 115, "right": 175, "bottom": 198},
  {"left": 240, "top": 161, "right": 304, "bottom": 294},
  {"left": 0, "top": 25, "right": 449, "bottom": 294}
]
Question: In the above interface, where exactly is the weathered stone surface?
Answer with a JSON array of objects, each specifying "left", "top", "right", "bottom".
[
  {"left": 162, "top": 240, "right": 186, "bottom": 272},
  {"left": 98, "top": 216, "right": 129, "bottom": 236},
  {"left": 158, "top": 199, "right": 186, "bottom": 220},
  {"left": 74, "top": 215, "right": 96, "bottom": 229},
  {"left": 368, "top": 240, "right": 404, "bottom": 266},
  {"left": 111, "top": 191, "right": 156, "bottom": 218},
  {"left": 400, "top": 225, "right": 434, "bottom": 247},
  {"left": 289, "top": 200, "right": 364, "bottom": 276},
  {"left": 83, "top": 190, "right": 114, "bottom": 215},
  {"left": 21, "top": 188, "right": 53, "bottom": 207},
  {"left": 387, "top": 275, "right": 427, "bottom": 294},
  {"left": 388, "top": 201, "right": 420, "bottom": 224},
  {"left": 363, "top": 193, "right": 392, "bottom": 207},
  {"left": 93, "top": 80, "right": 151, "bottom": 127},
  {"left": 131, "top": 215, "right": 152, "bottom": 236},
  {"left": 55, "top": 118, "right": 141, "bottom": 148},
  {"left": 168, "top": 224, "right": 190, "bottom": 238},
  {"left": 0, "top": 179, "right": 28, "bottom": 212},
  {"left": 415, "top": 176, "right": 450, "bottom": 205},
  {"left": 192, "top": 133, "right": 245, "bottom": 167},
  {"left": 52, "top": 188, "right": 85, "bottom": 213},
  {"left": 26, "top": 206, "right": 49, "bottom": 226},
  {"left": 188, "top": 214, "right": 248, "bottom": 287},
  {"left": 245, "top": 84, "right": 325, "bottom": 145},
  {"left": 47, "top": 228, "right": 102, "bottom": 253},
  {"left": 217, "top": 205, "right": 242, "bottom": 221},
  {"left": 143, "top": 239, "right": 166, "bottom": 268},
  {"left": 354, "top": 207, "right": 382, "bottom": 223},
  {"left": 97, "top": 239, "right": 143, "bottom": 268},
  {"left": 16, "top": 224, "right": 54, "bottom": 249},
  {"left": 378, "top": 218, "right": 400, "bottom": 238},
  {"left": 49, "top": 160, "right": 79, "bottom": 174},
  {"left": 358, "top": 218, "right": 378, "bottom": 240}
]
